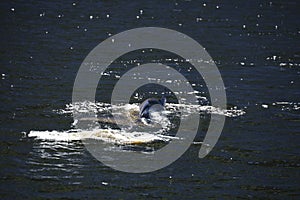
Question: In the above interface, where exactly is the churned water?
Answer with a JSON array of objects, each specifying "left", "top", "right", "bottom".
[{"left": 0, "top": 1, "right": 299, "bottom": 199}]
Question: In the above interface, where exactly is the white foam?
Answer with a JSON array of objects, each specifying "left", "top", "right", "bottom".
[
  {"left": 35, "top": 101, "right": 246, "bottom": 143},
  {"left": 56, "top": 101, "right": 245, "bottom": 118},
  {"left": 272, "top": 101, "right": 300, "bottom": 111},
  {"left": 165, "top": 103, "right": 245, "bottom": 117},
  {"left": 28, "top": 128, "right": 176, "bottom": 144}
]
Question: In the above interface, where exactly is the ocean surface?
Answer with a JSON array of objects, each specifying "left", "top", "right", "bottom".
[{"left": 1, "top": 0, "right": 299, "bottom": 199}]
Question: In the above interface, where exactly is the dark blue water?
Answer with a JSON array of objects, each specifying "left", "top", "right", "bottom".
[{"left": 1, "top": 1, "right": 299, "bottom": 199}]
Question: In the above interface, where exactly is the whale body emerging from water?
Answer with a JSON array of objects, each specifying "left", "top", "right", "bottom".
[{"left": 139, "top": 96, "right": 166, "bottom": 119}]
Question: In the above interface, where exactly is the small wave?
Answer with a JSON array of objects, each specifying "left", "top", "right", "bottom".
[
  {"left": 260, "top": 102, "right": 300, "bottom": 111},
  {"left": 165, "top": 103, "right": 245, "bottom": 117},
  {"left": 28, "top": 128, "right": 177, "bottom": 144},
  {"left": 273, "top": 101, "right": 300, "bottom": 111}
]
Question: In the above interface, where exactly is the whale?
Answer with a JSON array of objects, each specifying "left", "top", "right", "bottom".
[{"left": 139, "top": 96, "right": 166, "bottom": 119}]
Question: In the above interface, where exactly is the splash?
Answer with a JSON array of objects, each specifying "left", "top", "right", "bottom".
[
  {"left": 28, "top": 128, "right": 176, "bottom": 144},
  {"left": 28, "top": 101, "right": 245, "bottom": 144}
]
